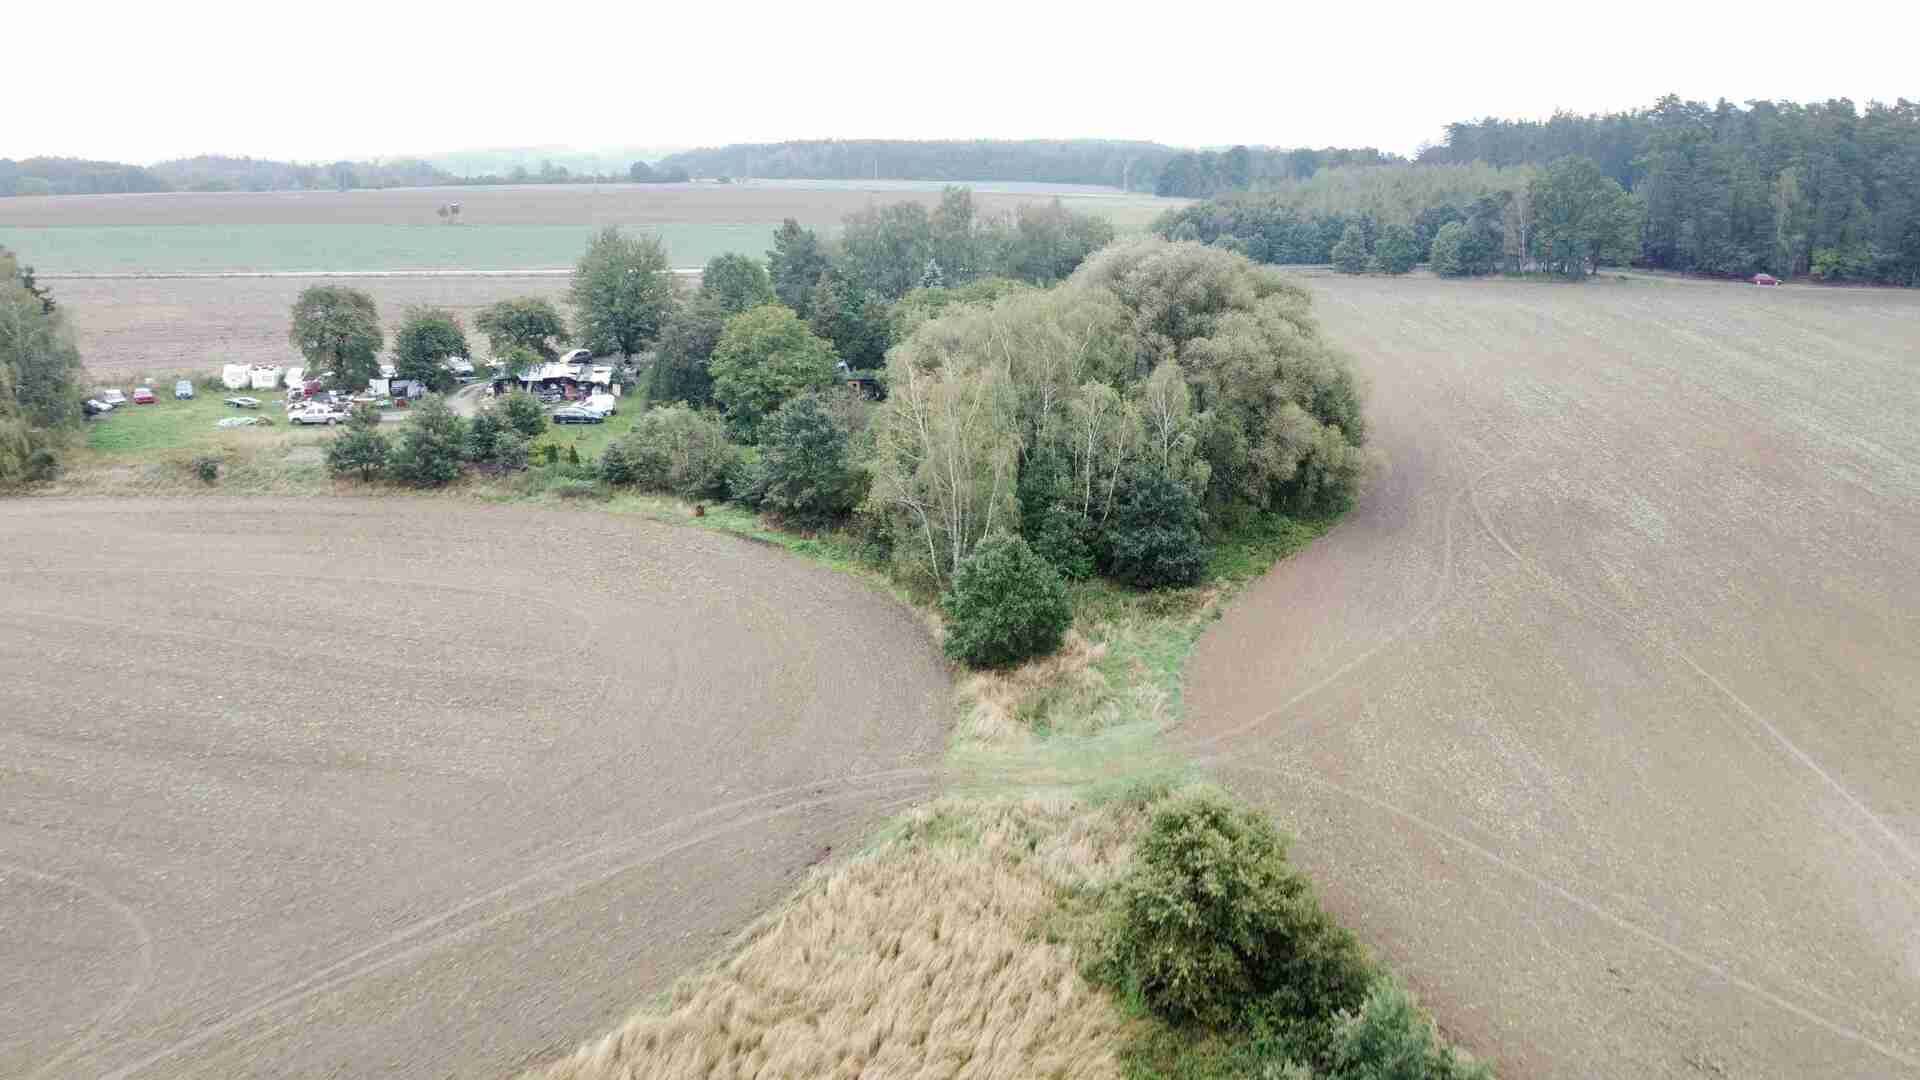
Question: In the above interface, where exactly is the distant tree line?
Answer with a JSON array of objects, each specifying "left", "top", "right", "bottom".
[
  {"left": 655, "top": 139, "right": 1185, "bottom": 191},
  {"left": 1420, "top": 96, "right": 1920, "bottom": 284},
  {"left": 1154, "top": 163, "right": 1536, "bottom": 270},
  {"left": 1152, "top": 146, "right": 1405, "bottom": 198},
  {"left": 0, "top": 154, "right": 664, "bottom": 196},
  {"left": 0, "top": 157, "right": 171, "bottom": 196}
]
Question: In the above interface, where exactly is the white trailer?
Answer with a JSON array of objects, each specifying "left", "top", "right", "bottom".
[
  {"left": 249, "top": 366, "right": 283, "bottom": 391},
  {"left": 222, "top": 364, "right": 251, "bottom": 390}
]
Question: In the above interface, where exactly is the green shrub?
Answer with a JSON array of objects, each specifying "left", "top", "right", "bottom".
[
  {"left": 493, "top": 433, "right": 530, "bottom": 471},
  {"left": 1428, "top": 222, "right": 1467, "bottom": 277},
  {"left": 751, "top": 392, "right": 865, "bottom": 527},
  {"left": 1331, "top": 223, "right": 1370, "bottom": 274},
  {"left": 1329, "top": 983, "right": 1492, "bottom": 1080},
  {"left": 1099, "top": 462, "right": 1210, "bottom": 588},
  {"left": 708, "top": 304, "right": 839, "bottom": 441},
  {"left": 1025, "top": 500, "right": 1096, "bottom": 580},
  {"left": 1101, "top": 789, "right": 1373, "bottom": 1031},
  {"left": 465, "top": 411, "right": 505, "bottom": 462},
  {"left": 326, "top": 407, "right": 390, "bottom": 481},
  {"left": 941, "top": 531, "right": 1073, "bottom": 668},
  {"left": 192, "top": 454, "right": 221, "bottom": 484},
  {"left": 387, "top": 395, "right": 467, "bottom": 488},
  {"left": 609, "top": 404, "right": 740, "bottom": 499},
  {"left": 1017, "top": 449, "right": 1094, "bottom": 580},
  {"left": 598, "top": 439, "right": 636, "bottom": 486},
  {"left": 499, "top": 392, "right": 547, "bottom": 439},
  {"left": 1372, "top": 224, "right": 1418, "bottom": 275}
]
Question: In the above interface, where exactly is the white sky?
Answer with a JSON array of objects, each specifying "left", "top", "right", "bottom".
[{"left": 9, "top": 0, "right": 1917, "bottom": 164}]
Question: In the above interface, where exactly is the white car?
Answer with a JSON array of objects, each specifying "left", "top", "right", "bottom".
[
  {"left": 557, "top": 348, "right": 593, "bottom": 365},
  {"left": 289, "top": 404, "right": 347, "bottom": 425},
  {"left": 583, "top": 392, "right": 618, "bottom": 416}
]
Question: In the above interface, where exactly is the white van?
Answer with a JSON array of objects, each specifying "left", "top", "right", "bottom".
[{"left": 583, "top": 392, "right": 618, "bottom": 417}]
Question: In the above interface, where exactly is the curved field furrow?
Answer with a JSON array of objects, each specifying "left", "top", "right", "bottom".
[
  {"left": 1187, "top": 276, "right": 1920, "bottom": 1079},
  {"left": 0, "top": 499, "right": 948, "bottom": 1079}
]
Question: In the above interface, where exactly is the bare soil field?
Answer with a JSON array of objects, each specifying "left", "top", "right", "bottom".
[
  {"left": 53, "top": 272, "right": 575, "bottom": 378},
  {"left": 0, "top": 499, "right": 947, "bottom": 1079},
  {"left": 0, "top": 181, "right": 1173, "bottom": 229},
  {"left": 1188, "top": 275, "right": 1920, "bottom": 1077}
]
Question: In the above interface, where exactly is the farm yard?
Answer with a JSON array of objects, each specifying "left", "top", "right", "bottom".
[{"left": 1188, "top": 275, "right": 1920, "bottom": 1077}]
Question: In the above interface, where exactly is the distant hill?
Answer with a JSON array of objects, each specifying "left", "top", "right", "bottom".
[
  {"left": 149, "top": 155, "right": 456, "bottom": 192},
  {"left": 656, "top": 139, "right": 1183, "bottom": 191},
  {"left": 0, "top": 157, "right": 170, "bottom": 196}
]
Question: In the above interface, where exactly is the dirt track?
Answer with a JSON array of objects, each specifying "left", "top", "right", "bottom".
[
  {"left": 0, "top": 499, "right": 947, "bottom": 1078},
  {"left": 1188, "top": 276, "right": 1920, "bottom": 1077}
]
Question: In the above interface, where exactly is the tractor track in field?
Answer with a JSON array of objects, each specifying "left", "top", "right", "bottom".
[
  {"left": 0, "top": 498, "right": 949, "bottom": 1079},
  {"left": 1186, "top": 276, "right": 1920, "bottom": 1078}
]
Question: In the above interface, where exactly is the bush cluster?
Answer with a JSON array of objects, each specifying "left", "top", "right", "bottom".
[
  {"left": 871, "top": 239, "right": 1368, "bottom": 601},
  {"left": 1099, "top": 789, "right": 1489, "bottom": 1079},
  {"left": 743, "top": 393, "right": 866, "bottom": 528},
  {"left": 325, "top": 404, "right": 390, "bottom": 481},
  {"left": 388, "top": 395, "right": 467, "bottom": 487},
  {"left": 602, "top": 404, "right": 739, "bottom": 500},
  {"left": 941, "top": 532, "right": 1073, "bottom": 669}
]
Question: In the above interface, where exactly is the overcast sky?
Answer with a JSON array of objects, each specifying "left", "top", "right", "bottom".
[{"left": 11, "top": 0, "right": 1917, "bottom": 165}]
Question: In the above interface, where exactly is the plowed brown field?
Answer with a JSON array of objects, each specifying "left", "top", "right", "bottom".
[
  {"left": 1188, "top": 275, "right": 1920, "bottom": 1078},
  {"left": 0, "top": 499, "right": 947, "bottom": 1078},
  {"left": 53, "top": 273, "right": 574, "bottom": 378}
]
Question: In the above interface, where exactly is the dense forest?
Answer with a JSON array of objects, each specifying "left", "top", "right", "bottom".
[
  {"left": 1160, "top": 96, "right": 1920, "bottom": 285},
  {"left": 655, "top": 139, "right": 1182, "bottom": 190},
  {"left": 1420, "top": 96, "right": 1920, "bottom": 282},
  {"left": 0, "top": 157, "right": 172, "bottom": 196}
]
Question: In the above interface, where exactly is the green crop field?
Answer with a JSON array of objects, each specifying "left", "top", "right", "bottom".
[
  {"left": 0, "top": 180, "right": 1177, "bottom": 274},
  {"left": 0, "top": 223, "right": 783, "bottom": 274}
]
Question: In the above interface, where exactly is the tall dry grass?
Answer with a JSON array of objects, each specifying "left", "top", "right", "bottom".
[{"left": 522, "top": 796, "right": 1151, "bottom": 1080}]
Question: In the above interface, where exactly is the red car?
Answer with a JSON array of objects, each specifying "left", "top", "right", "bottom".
[
  {"left": 1752, "top": 273, "right": 1780, "bottom": 286},
  {"left": 131, "top": 386, "right": 157, "bottom": 404}
]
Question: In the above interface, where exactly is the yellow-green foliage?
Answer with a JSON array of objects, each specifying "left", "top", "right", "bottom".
[{"left": 1256, "top": 163, "right": 1535, "bottom": 227}]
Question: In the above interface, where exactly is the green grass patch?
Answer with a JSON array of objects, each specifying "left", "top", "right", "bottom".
[{"left": 81, "top": 394, "right": 329, "bottom": 461}]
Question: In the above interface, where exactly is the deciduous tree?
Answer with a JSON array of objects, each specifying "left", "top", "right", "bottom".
[
  {"left": 289, "top": 285, "right": 382, "bottom": 389},
  {"left": 393, "top": 306, "right": 468, "bottom": 391},
  {"left": 708, "top": 305, "right": 839, "bottom": 440},
  {"left": 569, "top": 227, "right": 674, "bottom": 357},
  {"left": 767, "top": 219, "right": 831, "bottom": 318},
  {"left": 475, "top": 297, "right": 567, "bottom": 360},
  {"left": 1528, "top": 156, "right": 1640, "bottom": 277},
  {"left": 700, "top": 253, "right": 776, "bottom": 315}
]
